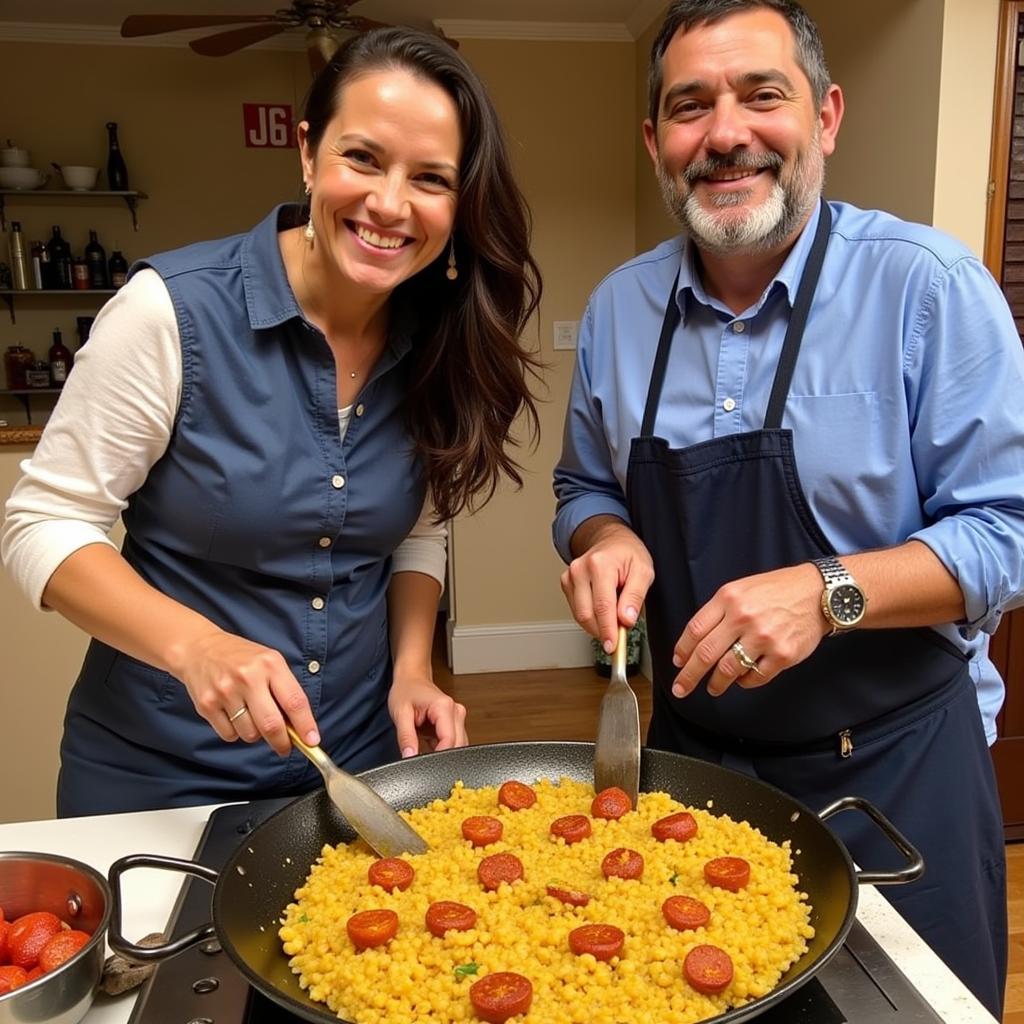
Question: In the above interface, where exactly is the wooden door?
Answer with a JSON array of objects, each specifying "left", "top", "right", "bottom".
[{"left": 985, "top": 0, "right": 1024, "bottom": 840}]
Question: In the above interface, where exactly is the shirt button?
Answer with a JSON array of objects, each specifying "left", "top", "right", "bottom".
[
  {"left": 331, "top": 474, "right": 345, "bottom": 489},
  {"left": 318, "top": 536, "right": 331, "bottom": 548},
  {"left": 355, "top": 404, "right": 365, "bottom": 417},
  {"left": 732, "top": 321, "right": 745, "bottom": 333},
  {"left": 311, "top": 596, "right": 325, "bottom": 610},
  {"left": 308, "top": 660, "right": 321, "bottom": 674},
  {"left": 723, "top": 397, "right": 737, "bottom": 412}
]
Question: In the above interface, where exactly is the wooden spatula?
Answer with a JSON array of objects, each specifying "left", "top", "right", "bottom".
[{"left": 593, "top": 625, "right": 641, "bottom": 807}]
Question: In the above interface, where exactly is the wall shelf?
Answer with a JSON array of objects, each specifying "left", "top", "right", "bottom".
[
  {"left": 0, "top": 289, "right": 117, "bottom": 325},
  {"left": 0, "top": 189, "right": 148, "bottom": 232},
  {"left": 0, "top": 387, "right": 61, "bottom": 425}
]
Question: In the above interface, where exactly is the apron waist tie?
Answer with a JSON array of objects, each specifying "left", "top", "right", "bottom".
[{"left": 659, "top": 668, "right": 969, "bottom": 760}]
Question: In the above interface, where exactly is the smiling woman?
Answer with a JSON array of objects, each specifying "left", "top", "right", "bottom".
[{"left": 0, "top": 28, "right": 542, "bottom": 819}]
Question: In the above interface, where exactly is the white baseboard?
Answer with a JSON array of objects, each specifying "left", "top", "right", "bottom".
[{"left": 447, "top": 620, "right": 594, "bottom": 675}]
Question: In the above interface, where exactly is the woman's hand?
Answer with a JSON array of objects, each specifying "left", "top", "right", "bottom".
[
  {"left": 387, "top": 671, "right": 468, "bottom": 757},
  {"left": 168, "top": 629, "right": 320, "bottom": 755}
]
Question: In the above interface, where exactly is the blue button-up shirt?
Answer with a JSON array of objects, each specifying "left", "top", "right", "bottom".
[{"left": 554, "top": 201, "right": 1024, "bottom": 742}]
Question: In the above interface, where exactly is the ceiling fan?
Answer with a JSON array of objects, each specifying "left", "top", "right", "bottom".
[{"left": 120, "top": 1, "right": 443, "bottom": 75}]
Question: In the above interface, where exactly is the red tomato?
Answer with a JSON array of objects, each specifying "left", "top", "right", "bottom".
[
  {"left": 477, "top": 853, "right": 524, "bottom": 891},
  {"left": 601, "top": 847, "right": 644, "bottom": 880},
  {"left": 24, "top": 965, "right": 44, "bottom": 982},
  {"left": 469, "top": 971, "right": 533, "bottom": 1023},
  {"left": 591, "top": 786, "right": 632, "bottom": 819},
  {"left": 346, "top": 909, "right": 399, "bottom": 951},
  {"left": 367, "top": 857, "right": 415, "bottom": 893},
  {"left": 0, "top": 906, "right": 4, "bottom": 922},
  {"left": 497, "top": 781, "right": 537, "bottom": 811},
  {"left": 568, "top": 923, "right": 625, "bottom": 961},
  {"left": 0, "top": 965, "right": 29, "bottom": 994},
  {"left": 0, "top": 920, "right": 9, "bottom": 963},
  {"left": 425, "top": 901, "right": 477, "bottom": 937},
  {"left": 8, "top": 912, "right": 62, "bottom": 969},
  {"left": 549, "top": 815, "right": 592, "bottom": 844},
  {"left": 38, "top": 930, "right": 91, "bottom": 972},
  {"left": 462, "top": 816, "right": 504, "bottom": 847},
  {"left": 704, "top": 856, "right": 750, "bottom": 892},
  {"left": 684, "top": 943, "right": 734, "bottom": 994},
  {"left": 651, "top": 812, "right": 698, "bottom": 843},
  {"left": 662, "top": 895, "right": 711, "bottom": 931},
  {"left": 545, "top": 883, "right": 591, "bottom": 907}
]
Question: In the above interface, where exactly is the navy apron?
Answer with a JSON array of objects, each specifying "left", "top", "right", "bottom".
[{"left": 626, "top": 201, "right": 1007, "bottom": 1018}]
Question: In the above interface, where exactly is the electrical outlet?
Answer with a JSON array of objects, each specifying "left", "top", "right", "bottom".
[{"left": 553, "top": 320, "right": 579, "bottom": 350}]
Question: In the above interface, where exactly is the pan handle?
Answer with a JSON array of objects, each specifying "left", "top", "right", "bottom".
[
  {"left": 818, "top": 795, "right": 925, "bottom": 886},
  {"left": 108, "top": 853, "right": 219, "bottom": 963}
]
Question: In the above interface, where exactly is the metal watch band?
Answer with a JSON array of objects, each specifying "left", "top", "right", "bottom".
[{"left": 812, "top": 555, "right": 854, "bottom": 586}]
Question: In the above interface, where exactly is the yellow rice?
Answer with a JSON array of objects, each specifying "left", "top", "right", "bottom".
[{"left": 279, "top": 777, "right": 814, "bottom": 1024}]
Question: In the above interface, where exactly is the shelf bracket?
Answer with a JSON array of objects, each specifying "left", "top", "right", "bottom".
[
  {"left": 12, "top": 393, "right": 33, "bottom": 424},
  {"left": 123, "top": 194, "right": 140, "bottom": 232}
]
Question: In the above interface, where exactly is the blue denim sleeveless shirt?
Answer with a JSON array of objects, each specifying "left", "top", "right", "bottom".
[{"left": 58, "top": 206, "right": 425, "bottom": 813}]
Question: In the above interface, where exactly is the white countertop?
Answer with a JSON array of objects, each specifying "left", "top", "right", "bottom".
[{"left": 0, "top": 804, "right": 998, "bottom": 1024}]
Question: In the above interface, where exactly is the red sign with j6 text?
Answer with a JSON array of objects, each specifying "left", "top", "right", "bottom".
[{"left": 242, "top": 104, "right": 295, "bottom": 148}]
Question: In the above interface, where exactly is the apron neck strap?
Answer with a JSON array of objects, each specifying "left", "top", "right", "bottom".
[
  {"left": 763, "top": 198, "right": 832, "bottom": 429},
  {"left": 640, "top": 198, "right": 833, "bottom": 438}
]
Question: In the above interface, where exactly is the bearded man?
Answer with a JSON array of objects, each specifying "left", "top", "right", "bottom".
[{"left": 552, "top": 1, "right": 1024, "bottom": 1016}]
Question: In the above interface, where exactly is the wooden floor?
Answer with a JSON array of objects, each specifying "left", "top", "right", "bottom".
[{"left": 431, "top": 647, "right": 1023, "bottom": 1023}]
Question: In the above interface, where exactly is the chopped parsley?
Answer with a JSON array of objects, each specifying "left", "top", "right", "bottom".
[{"left": 454, "top": 963, "right": 480, "bottom": 979}]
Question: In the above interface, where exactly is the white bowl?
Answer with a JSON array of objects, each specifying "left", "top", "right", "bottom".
[
  {"left": 61, "top": 165, "right": 98, "bottom": 191},
  {"left": 0, "top": 166, "right": 45, "bottom": 190},
  {"left": 0, "top": 147, "right": 30, "bottom": 168}
]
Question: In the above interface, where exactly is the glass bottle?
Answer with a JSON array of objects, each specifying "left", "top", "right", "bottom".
[
  {"left": 85, "top": 229, "right": 108, "bottom": 288},
  {"left": 8, "top": 221, "right": 28, "bottom": 291},
  {"left": 37, "top": 240, "right": 53, "bottom": 289},
  {"left": 108, "top": 246, "right": 128, "bottom": 288},
  {"left": 76, "top": 316, "right": 95, "bottom": 349},
  {"left": 48, "top": 225, "right": 72, "bottom": 289},
  {"left": 4, "top": 344, "right": 34, "bottom": 390},
  {"left": 105, "top": 122, "right": 130, "bottom": 191},
  {"left": 49, "top": 328, "right": 73, "bottom": 386}
]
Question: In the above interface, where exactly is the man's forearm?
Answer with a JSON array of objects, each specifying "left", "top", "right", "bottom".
[{"left": 569, "top": 514, "right": 635, "bottom": 559}]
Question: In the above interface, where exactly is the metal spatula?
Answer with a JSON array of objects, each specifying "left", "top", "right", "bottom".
[
  {"left": 593, "top": 625, "right": 641, "bottom": 807},
  {"left": 287, "top": 726, "right": 429, "bottom": 857}
]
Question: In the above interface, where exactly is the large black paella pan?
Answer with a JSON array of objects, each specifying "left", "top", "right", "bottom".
[{"left": 108, "top": 741, "right": 922, "bottom": 1024}]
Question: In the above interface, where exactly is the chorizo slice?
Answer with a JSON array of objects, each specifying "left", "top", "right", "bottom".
[
  {"left": 367, "top": 857, "right": 415, "bottom": 893},
  {"left": 601, "top": 847, "right": 644, "bottom": 880},
  {"left": 662, "top": 895, "right": 711, "bottom": 931},
  {"left": 651, "top": 812, "right": 698, "bottom": 843},
  {"left": 704, "top": 856, "right": 750, "bottom": 892},
  {"left": 477, "top": 852, "right": 524, "bottom": 891},
  {"left": 469, "top": 971, "right": 533, "bottom": 1023},
  {"left": 568, "top": 923, "right": 625, "bottom": 961},
  {"left": 425, "top": 901, "right": 477, "bottom": 937},
  {"left": 497, "top": 780, "right": 537, "bottom": 810},
  {"left": 346, "top": 909, "right": 398, "bottom": 951},
  {"left": 462, "top": 816, "right": 504, "bottom": 847},
  {"left": 591, "top": 786, "right": 632, "bottom": 819},
  {"left": 684, "top": 943, "right": 734, "bottom": 994},
  {"left": 549, "top": 814, "right": 592, "bottom": 844}
]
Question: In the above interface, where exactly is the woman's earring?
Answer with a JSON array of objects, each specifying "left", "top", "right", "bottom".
[
  {"left": 446, "top": 238, "right": 458, "bottom": 281},
  {"left": 304, "top": 184, "right": 315, "bottom": 243}
]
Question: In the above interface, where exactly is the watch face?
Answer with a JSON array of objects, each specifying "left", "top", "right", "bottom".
[{"left": 829, "top": 584, "right": 865, "bottom": 624}]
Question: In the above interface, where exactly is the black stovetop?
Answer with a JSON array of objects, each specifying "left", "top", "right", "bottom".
[{"left": 128, "top": 800, "right": 944, "bottom": 1024}]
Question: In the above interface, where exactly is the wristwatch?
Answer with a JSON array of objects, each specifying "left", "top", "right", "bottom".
[{"left": 810, "top": 556, "right": 867, "bottom": 635}]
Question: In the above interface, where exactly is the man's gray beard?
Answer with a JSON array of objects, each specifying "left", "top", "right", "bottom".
[{"left": 657, "top": 143, "right": 824, "bottom": 257}]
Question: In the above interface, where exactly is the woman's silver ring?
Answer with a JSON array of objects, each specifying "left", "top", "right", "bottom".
[
  {"left": 228, "top": 705, "right": 250, "bottom": 723},
  {"left": 731, "top": 641, "right": 763, "bottom": 676}
]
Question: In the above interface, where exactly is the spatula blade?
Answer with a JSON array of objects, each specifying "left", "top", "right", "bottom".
[
  {"left": 325, "top": 771, "right": 429, "bottom": 858},
  {"left": 593, "top": 626, "right": 641, "bottom": 807}
]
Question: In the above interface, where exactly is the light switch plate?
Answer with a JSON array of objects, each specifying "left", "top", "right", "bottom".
[{"left": 553, "top": 320, "right": 579, "bottom": 350}]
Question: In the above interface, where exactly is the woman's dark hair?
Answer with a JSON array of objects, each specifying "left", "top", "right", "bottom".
[
  {"left": 303, "top": 27, "right": 543, "bottom": 522},
  {"left": 648, "top": 0, "right": 830, "bottom": 126}
]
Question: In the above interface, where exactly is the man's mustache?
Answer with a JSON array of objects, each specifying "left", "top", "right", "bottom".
[{"left": 683, "top": 151, "right": 784, "bottom": 184}]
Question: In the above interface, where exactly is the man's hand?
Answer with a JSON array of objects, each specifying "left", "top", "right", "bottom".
[
  {"left": 562, "top": 516, "right": 655, "bottom": 654},
  {"left": 671, "top": 563, "right": 828, "bottom": 697}
]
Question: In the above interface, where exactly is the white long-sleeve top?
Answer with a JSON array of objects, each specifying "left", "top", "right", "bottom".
[{"left": 1, "top": 269, "right": 446, "bottom": 610}]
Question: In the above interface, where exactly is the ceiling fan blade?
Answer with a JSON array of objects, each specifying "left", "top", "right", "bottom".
[
  {"left": 121, "top": 14, "right": 278, "bottom": 38},
  {"left": 189, "top": 23, "right": 288, "bottom": 57}
]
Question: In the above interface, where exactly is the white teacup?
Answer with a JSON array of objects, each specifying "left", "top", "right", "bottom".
[{"left": 0, "top": 147, "right": 31, "bottom": 168}]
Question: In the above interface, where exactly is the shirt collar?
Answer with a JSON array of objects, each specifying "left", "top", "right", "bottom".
[
  {"left": 676, "top": 198, "right": 826, "bottom": 322},
  {"left": 239, "top": 203, "right": 414, "bottom": 359}
]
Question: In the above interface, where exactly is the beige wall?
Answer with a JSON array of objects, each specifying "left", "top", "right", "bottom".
[
  {"left": 446, "top": 39, "right": 637, "bottom": 627},
  {"left": 932, "top": 0, "right": 1000, "bottom": 253}
]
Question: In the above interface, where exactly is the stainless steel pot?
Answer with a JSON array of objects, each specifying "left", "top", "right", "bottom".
[{"left": 0, "top": 852, "right": 111, "bottom": 1024}]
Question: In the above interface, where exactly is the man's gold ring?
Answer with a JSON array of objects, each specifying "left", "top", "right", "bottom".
[
  {"left": 731, "top": 641, "right": 764, "bottom": 676},
  {"left": 228, "top": 705, "right": 250, "bottom": 723}
]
